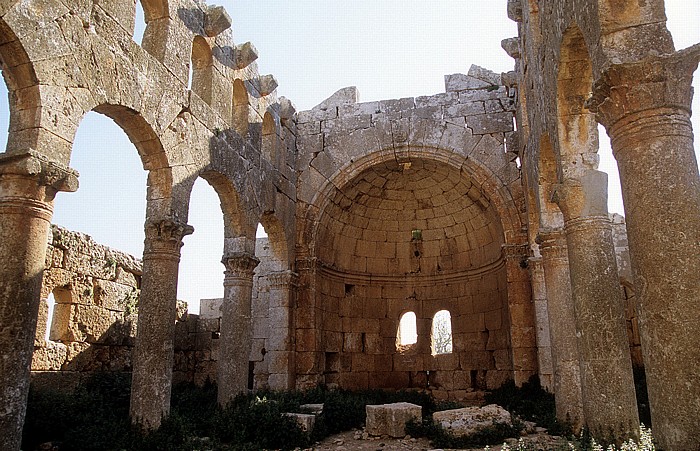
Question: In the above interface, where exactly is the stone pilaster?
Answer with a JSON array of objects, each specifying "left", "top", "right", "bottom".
[
  {"left": 553, "top": 172, "right": 638, "bottom": 441},
  {"left": 527, "top": 256, "right": 554, "bottom": 392},
  {"left": 130, "top": 218, "right": 193, "bottom": 429},
  {"left": 536, "top": 229, "right": 584, "bottom": 431},
  {"left": 0, "top": 151, "right": 77, "bottom": 451},
  {"left": 502, "top": 243, "right": 537, "bottom": 386},
  {"left": 266, "top": 270, "right": 299, "bottom": 390},
  {"left": 294, "top": 253, "right": 323, "bottom": 389},
  {"left": 589, "top": 45, "right": 700, "bottom": 450},
  {"left": 217, "top": 252, "right": 259, "bottom": 405}
]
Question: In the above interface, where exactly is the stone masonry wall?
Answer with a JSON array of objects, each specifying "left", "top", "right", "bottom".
[{"left": 31, "top": 225, "right": 143, "bottom": 388}]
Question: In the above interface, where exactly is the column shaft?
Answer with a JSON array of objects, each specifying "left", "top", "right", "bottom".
[
  {"left": 555, "top": 171, "right": 639, "bottom": 441},
  {"left": 266, "top": 270, "right": 298, "bottom": 391},
  {"left": 0, "top": 152, "right": 76, "bottom": 451},
  {"left": 537, "top": 229, "right": 584, "bottom": 430},
  {"left": 218, "top": 252, "right": 259, "bottom": 405},
  {"left": 130, "top": 219, "right": 192, "bottom": 428},
  {"left": 591, "top": 48, "right": 700, "bottom": 450}
]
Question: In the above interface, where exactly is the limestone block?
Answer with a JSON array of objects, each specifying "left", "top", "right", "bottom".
[
  {"left": 445, "top": 73, "right": 492, "bottom": 92},
  {"left": 432, "top": 405, "right": 512, "bottom": 437},
  {"left": 468, "top": 65, "right": 502, "bottom": 86},
  {"left": 299, "top": 404, "right": 323, "bottom": 415},
  {"left": 92, "top": 280, "right": 138, "bottom": 312},
  {"left": 283, "top": 413, "right": 316, "bottom": 432},
  {"left": 313, "top": 86, "right": 359, "bottom": 111},
  {"left": 200, "top": 298, "right": 223, "bottom": 319},
  {"left": 366, "top": 402, "right": 422, "bottom": 437},
  {"left": 204, "top": 5, "right": 232, "bottom": 37},
  {"left": 31, "top": 342, "right": 68, "bottom": 371}
]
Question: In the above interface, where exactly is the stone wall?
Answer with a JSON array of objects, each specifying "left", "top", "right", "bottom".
[{"left": 31, "top": 225, "right": 143, "bottom": 387}]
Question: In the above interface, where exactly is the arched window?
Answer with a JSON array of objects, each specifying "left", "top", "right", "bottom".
[
  {"left": 397, "top": 311, "right": 417, "bottom": 347},
  {"left": 44, "top": 293, "right": 56, "bottom": 342},
  {"left": 431, "top": 310, "right": 453, "bottom": 355}
]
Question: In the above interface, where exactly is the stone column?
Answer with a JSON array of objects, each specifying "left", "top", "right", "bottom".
[
  {"left": 536, "top": 229, "right": 584, "bottom": 431},
  {"left": 590, "top": 47, "right": 700, "bottom": 450},
  {"left": 266, "top": 270, "right": 299, "bottom": 390},
  {"left": 294, "top": 253, "right": 323, "bottom": 389},
  {"left": 554, "top": 171, "right": 639, "bottom": 441},
  {"left": 0, "top": 151, "right": 77, "bottom": 451},
  {"left": 218, "top": 252, "right": 259, "bottom": 406},
  {"left": 130, "top": 219, "right": 193, "bottom": 429},
  {"left": 502, "top": 243, "right": 537, "bottom": 386},
  {"left": 527, "top": 256, "right": 554, "bottom": 392}
]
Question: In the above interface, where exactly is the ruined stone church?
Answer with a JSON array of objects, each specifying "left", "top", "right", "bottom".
[{"left": 1, "top": 0, "right": 698, "bottom": 450}]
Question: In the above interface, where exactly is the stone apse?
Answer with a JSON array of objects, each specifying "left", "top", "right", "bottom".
[{"left": 0, "top": 0, "right": 698, "bottom": 450}]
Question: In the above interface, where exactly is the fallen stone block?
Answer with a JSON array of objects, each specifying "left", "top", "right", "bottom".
[
  {"left": 283, "top": 412, "right": 316, "bottom": 432},
  {"left": 366, "top": 402, "right": 422, "bottom": 438},
  {"left": 432, "top": 404, "right": 512, "bottom": 437}
]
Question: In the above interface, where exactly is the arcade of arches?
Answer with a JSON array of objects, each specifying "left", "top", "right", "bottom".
[{"left": 0, "top": 0, "right": 699, "bottom": 450}]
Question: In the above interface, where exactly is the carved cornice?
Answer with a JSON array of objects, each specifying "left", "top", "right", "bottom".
[
  {"left": 318, "top": 257, "right": 505, "bottom": 286},
  {"left": 266, "top": 270, "right": 300, "bottom": 289},
  {"left": 144, "top": 219, "right": 194, "bottom": 257}
]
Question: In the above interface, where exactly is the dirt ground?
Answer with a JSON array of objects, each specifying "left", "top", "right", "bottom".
[{"left": 306, "top": 428, "right": 569, "bottom": 451}]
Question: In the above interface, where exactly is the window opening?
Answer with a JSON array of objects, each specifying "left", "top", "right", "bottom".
[
  {"left": 44, "top": 293, "right": 56, "bottom": 341},
  {"left": 431, "top": 310, "right": 453, "bottom": 355},
  {"left": 132, "top": 1, "right": 147, "bottom": 45},
  {"left": 397, "top": 311, "right": 417, "bottom": 347}
]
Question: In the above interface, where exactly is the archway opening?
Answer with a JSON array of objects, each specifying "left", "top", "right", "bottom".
[
  {"left": 54, "top": 112, "right": 147, "bottom": 257},
  {"left": 177, "top": 177, "right": 225, "bottom": 314},
  {"left": 132, "top": 1, "right": 147, "bottom": 45}
]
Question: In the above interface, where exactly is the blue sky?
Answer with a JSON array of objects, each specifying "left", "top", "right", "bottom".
[{"left": 0, "top": 1, "right": 698, "bottom": 311}]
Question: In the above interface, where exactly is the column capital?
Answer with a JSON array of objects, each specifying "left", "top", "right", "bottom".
[
  {"left": 589, "top": 45, "right": 700, "bottom": 139},
  {"left": 0, "top": 150, "right": 78, "bottom": 195},
  {"left": 266, "top": 270, "right": 299, "bottom": 289},
  {"left": 222, "top": 252, "right": 259, "bottom": 278},
  {"left": 144, "top": 218, "right": 193, "bottom": 258}
]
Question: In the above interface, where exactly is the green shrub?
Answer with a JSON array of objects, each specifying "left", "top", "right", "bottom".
[{"left": 406, "top": 416, "right": 522, "bottom": 449}]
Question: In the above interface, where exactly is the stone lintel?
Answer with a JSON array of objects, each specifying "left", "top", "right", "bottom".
[{"left": 266, "top": 270, "right": 300, "bottom": 289}]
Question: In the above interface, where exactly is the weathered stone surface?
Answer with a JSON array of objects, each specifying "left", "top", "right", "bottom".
[
  {"left": 432, "top": 404, "right": 512, "bottom": 437},
  {"left": 366, "top": 403, "right": 422, "bottom": 438}
]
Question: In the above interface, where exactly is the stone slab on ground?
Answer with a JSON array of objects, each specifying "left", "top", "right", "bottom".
[
  {"left": 366, "top": 402, "right": 422, "bottom": 438},
  {"left": 432, "top": 404, "right": 512, "bottom": 437}
]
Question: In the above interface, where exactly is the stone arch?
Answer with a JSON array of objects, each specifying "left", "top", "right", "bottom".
[
  {"left": 190, "top": 36, "right": 214, "bottom": 104},
  {"left": 556, "top": 24, "right": 599, "bottom": 179},
  {"left": 0, "top": 17, "right": 40, "bottom": 154},
  {"left": 196, "top": 169, "right": 247, "bottom": 241},
  {"left": 305, "top": 146, "right": 523, "bottom": 254},
  {"left": 232, "top": 78, "right": 249, "bottom": 137}
]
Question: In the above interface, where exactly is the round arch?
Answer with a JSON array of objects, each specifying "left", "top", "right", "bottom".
[{"left": 304, "top": 145, "right": 525, "bottom": 256}]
